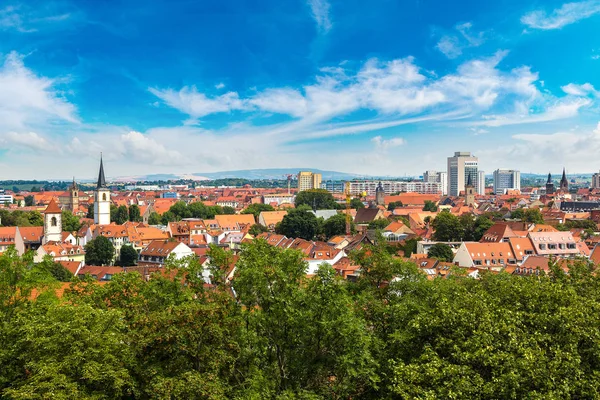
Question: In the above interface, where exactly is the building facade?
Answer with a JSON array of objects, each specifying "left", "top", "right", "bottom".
[
  {"left": 298, "top": 171, "right": 322, "bottom": 191},
  {"left": 478, "top": 171, "right": 486, "bottom": 195},
  {"left": 592, "top": 171, "right": 600, "bottom": 189},
  {"left": 493, "top": 169, "right": 521, "bottom": 195},
  {"left": 423, "top": 171, "right": 448, "bottom": 195},
  {"left": 447, "top": 152, "right": 478, "bottom": 197},
  {"left": 347, "top": 180, "right": 442, "bottom": 196}
]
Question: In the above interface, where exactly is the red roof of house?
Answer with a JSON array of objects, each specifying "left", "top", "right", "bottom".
[{"left": 44, "top": 199, "right": 62, "bottom": 214}]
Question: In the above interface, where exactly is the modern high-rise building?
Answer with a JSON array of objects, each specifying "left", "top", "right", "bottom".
[
  {"left": 478, "top": 171, "right": 486, "bottom": 195},
  {"left": 423, "top": 170, "right": 448, "bottom": 195},
  {"left": 447, "top": 152, "right": 478, "bottom": 197},
  {"left": 592, "top": 171, "right": 600, "bottom": 189},
  {"left": 298, "top": 171, "right": 322, "bottom": 191},
  {"left": 493, "top": 169, "right": 521, "bottom": 195}
]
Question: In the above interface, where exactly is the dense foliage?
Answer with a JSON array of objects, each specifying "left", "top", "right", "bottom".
[
  {"left": 2, "top": 242, "right": 600, "bottom": 399},
  {"left": 432, "top": 211, "right": 494, "bottom": 242},
  {"left": 295, "top": 189, "right": 340, "bottom": 210},
  {"left": 84, "top": 236, "right": 115, "bottom": 266}
]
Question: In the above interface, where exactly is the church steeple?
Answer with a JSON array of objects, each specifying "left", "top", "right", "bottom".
[
  {"left": 97, "top": 154, "right": 106, "bottom": 188},
  {"left": 560, "top": 167, "right": 569, "bottom": 192},
  {"left": 546, "top": 172, "right": 555, "bottom": 195}
]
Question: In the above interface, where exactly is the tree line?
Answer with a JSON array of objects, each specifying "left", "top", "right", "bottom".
[{"left": 2, "top": 241, "right": 600, "bottom": 398}]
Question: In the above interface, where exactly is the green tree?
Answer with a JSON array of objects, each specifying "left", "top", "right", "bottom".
[
  {"left": 510, "top": 207, "right": 524, "bottom": 219},
  {"left": 128, "top": 204, "right": 141, "bottom": 222},
  {"left": 62, "top": 210, "right": 81, "bottom": 232},
  {"left": 350, "top": 198, "right": 365, "bottom": 209},
  {"left": 368, "top": 218, "right": 389, "bottom": 230},
  {"left": 241, "top": 203, "right": 275, "bottom": 219},
  {"left": 295, "top": 189, "right": 338, "bottom": 210},
  {"left": 148, "top": 211, "right": 162, "bottom": 225},
  {"left": 222, "top": 206, "right": 236, "bottom": 215},
  {"left": 432, "top": 211, "right": 463, "bottom": 241},
  {"left": 427, "top": 243, "right": 454, "bottom": 262},
  {"left": 422, "top": 200, "right": 438, "bottom": 212},
  {"left": 169, "top": 201, "right": 191, "bottom": 219},
  {"left": 38, "top": 255, "right": 73, "bottom": 282},
  {"left": 161, "top": 211, "right": 177, "bottom": 225},
  {"left": 24, "top": 195, "right": 35, "bottom": 206},
  {"left": 113, "top": 205, "right": 129, "bottom": 225},
  {"left": 322, "top": 213, "right": 352, "bottom": 239},
  {"left": 276, "top": 208, "right": 319, "bottom": 240},
  {"left": 118, "top": 245, "right": 138, "bottom": 266},
  {"left": 523, "top": 208, "right": 544, "bottom": 224},
  {"left": 84, "top": 235, "right": 115, "bottom": 266},
  {"left": 387, "top": 201, "right": 403, "bottom": 211},
  {"left": 249, "top": 223, "right": 268, "bottom": 236},
  {"left": 86, "top": 204, "right": 94, "bottom": 219}
]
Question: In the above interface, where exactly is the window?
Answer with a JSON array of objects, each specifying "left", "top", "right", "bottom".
[
  {"left": 51, "top": 217, "right": 57, "bottom": 227},
  {"left": 539, "top": 244, "right": 546, "bottom": 250},
  {"left": 548, "top": 244, "right": 557, "bottom": 250},
  {"left": 102, "top": 193, "right": 107, "bottom": 201},
  {"left": 567, "top": 243, "right": 576, "bottom": 249},
  {"left": 474, "top": 260, "right": 482, "bottom": 266}
]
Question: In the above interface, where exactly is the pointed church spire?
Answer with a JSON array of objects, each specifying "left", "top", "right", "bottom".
[
  {"left": 561, "top": 167, "right": 567, "bottom": 183},
  {"left": 97, "top": 153, "right": 106, "bottom": 188},
  {"left": 466, "top": 173, "right": 473, "bottom": 187},
  {"left": 547, "top": 172, "right": 552, "bottom": 184}
]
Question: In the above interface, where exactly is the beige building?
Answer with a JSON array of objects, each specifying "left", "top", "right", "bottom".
[{"left": 298, "top": 171, "right": 322, "bottom": 191}]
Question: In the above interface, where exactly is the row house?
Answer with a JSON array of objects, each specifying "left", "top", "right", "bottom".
[
  {"left": 138, "top": 240, "right": 194, "bottom": 268},
  {"left": 0, "top": 226, "right": 25, "bottom": 255},
  {"left": 35, "top": 241, "right": 86, "bottom": 263},
  {"left": 257, "top": 232, "right": 346, "bottom": 274}
]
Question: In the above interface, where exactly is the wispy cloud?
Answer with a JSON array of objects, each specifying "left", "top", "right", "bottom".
[
  {"left": 0, "top": 4, "right": 72, "bottom": 32},
  {"left": 436, "top": 22, "right": 485, "bottom": 59},
  {"left": 307, "top": 0, "right": 332, "bottom": 33},
  {"left": 371, "top": 135, "right": 406, "bottom": 151},
  {"left": 561, "top": 82, "right": 599, "bottom": 97},
  {"left": 521, "top": 0, "right": 600, "bottom": 30},
  {"left": 148, "top": 86, "right": 247, "bottom": 120}
]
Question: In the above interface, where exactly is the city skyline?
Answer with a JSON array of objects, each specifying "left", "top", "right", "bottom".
[{"left": 1, "top": 0, "right": 600, "bottom": 179}]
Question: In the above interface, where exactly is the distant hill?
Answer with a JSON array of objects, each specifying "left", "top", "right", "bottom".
[{"left": 192, "top": 169, "right": 369, "bottom": 180}]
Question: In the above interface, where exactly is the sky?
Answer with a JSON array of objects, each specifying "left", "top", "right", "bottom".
[{"left": 0, "top": 0, "right": 599, "bottom": 180}]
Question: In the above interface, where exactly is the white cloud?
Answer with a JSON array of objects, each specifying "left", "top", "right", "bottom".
[
  {"left": 120, "top": 131, "right": 187, "bottom": 165},
  {"left": 307, "top": 0, "right": 332, "bottom": 33},
  {"left": 371, "top": 135, "right": 406, "bottom": 151},
  {"left": 478, "top": 122, "right": 600, "bottom": 172},
  {"left": 0, "top": 51, "right": 78, "bottom": 130},
  {"left": 474, "top": 97, "right": 591, "bottom": 127},
  {"left": 593, "top": 54, "right": 600, "bottom": 60},
  {"left": 215, "top": 82, "right": 225, "bottom": 89},
  {"left": 561, "top": 82, "right": 599, "bottom": 97},
  {"left": 2, "top": 131, "right": 52, "bottom": 151},
  {"left": 521, "top": 0, "right": 600, "bottom": 30},
  {"left": 148, "top": 86, "right": 247, "bottom": 119},
  {"left": 436, "top": 22, "right": 485, "bottom": 59},
  {"left": 0, "top": 5, "right": 72, "bottom": 32}
]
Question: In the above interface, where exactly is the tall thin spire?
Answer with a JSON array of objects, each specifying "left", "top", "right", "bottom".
[
  {"left": 97, "top": 153, "right": 106, "bottom": 189},
  {"left": 466, "top": 173, "right": 473, "bottom": 187},
  {"left": 547, "top": 172, "right": 552, "bottom": 184}
]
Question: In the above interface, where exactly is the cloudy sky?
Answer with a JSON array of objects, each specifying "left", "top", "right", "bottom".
[{"left": 1, "top": 0, "right": 599, "bottom": 179}]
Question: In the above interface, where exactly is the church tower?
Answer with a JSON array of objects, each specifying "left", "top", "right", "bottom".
[
  {"left": 43, "top": 199, "right": 62, "bottom": 244},
  {"left": 546, "top": 173, "right": 555, "bottom": 195},
  {"left": 69, "top": 177, "right": 79, "bottom": 214},
  {"left": 375, "top": 182, "right": 385, "bottom": 206},
  {"left": 465, "top": 173, "right": 475, "bottom": 206},
  {"left": 559, "top": 168, "right": 569, "bottom": 192},
  {"left": 94, "top": 155, "right": 111, "bottom": 225}
]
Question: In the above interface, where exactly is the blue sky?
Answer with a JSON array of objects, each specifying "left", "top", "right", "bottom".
[{"left": 0, "top": 0, "right": 599, "bottom": 179}]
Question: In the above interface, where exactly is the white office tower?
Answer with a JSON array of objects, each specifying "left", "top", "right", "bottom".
[
  {"left": 447, "top": 152, "right": 478, "bottom": 197},
  {"left": 493, "top": 169, "right": 521, "bottom": 195}
]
